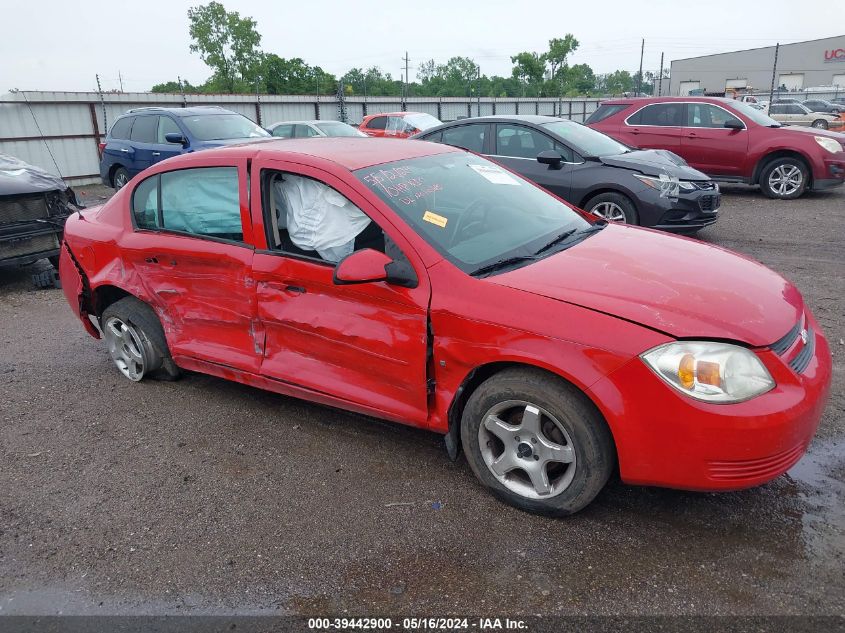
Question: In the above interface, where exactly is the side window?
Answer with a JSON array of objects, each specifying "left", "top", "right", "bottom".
[
  {"left": 264, "top": 171, "right": 385, "bottom": 264},
  {"left": 686, "top": 104, "right": 743, "bottom": 128},
  {"left": 769, "top": 105, "right": 784, "bottom": 115},
  {"left": 130, "top": 116, "right": 158, "bottom": 143},
  {"left": 367, "top": 116, "right": 387, "bottom": 130},
  {"left": 495, "top": 124, "right": 555, "bottom": 159},
  {"left": 272, "top": 124, "right": 294, "bottom": 138},
  {"left": 132, "top": 167, "right": 243, "bottom": 241},
  {"left": 295, "top": 124, "right": 320, "bottom": 138},
  {"left": 441, "top": 124, "right": 486, "bottom": 153},
  {"left": 553, "top": 142, "right": 576, "bottom": 162},
  {"left": 109, "top": 117, "right": 133, "bottom": 140},
  {"left": 585, "top": 104, "right": 630, "bottom": 124},
  {"left": 158, "top": 116, "right": 181, "bottom": 143},
  {"left": 386, "top": 116, "right": 408, "bottom": 135},
  {"left": 636, "top": 103, "right": 684, "bottom": 126},
  {"left": 424, "top": 131, "right": 442, "bottom": 143}
]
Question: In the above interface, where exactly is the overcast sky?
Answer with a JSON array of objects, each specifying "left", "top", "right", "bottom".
[{"left": 2, "top": 0, "right": 842, "bottom": 93}]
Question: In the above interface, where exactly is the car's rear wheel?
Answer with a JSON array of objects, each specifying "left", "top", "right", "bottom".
[
  {"left": 811, "top": 119, "right": 829, "bottom": 129},
  {"left": 585, "top": 192, "right": 638, "bottom": 225},
  {"left": 460, "top": 368, "right": 615, "bottom": 516},
  {"left": 112, "top": 167, "right": 130, "bottom": 189},
  {"left": 101, "top": 297, "right": 181, "bottom": 382},
  {"left": 760, "top": 158, "right": 808, "bottom": 199}
]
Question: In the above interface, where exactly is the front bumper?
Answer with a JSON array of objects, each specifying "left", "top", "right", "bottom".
[
  {"left": 812, "top": 152, "right": 845, "bottom": 189},
  {"left": 587, "top": 310, "right": 832, "bottom": 491},
  {"left": 636, "top": 185, "right": 721, "bottom": 233},
  {"left": 0, "top": 222, "right": 64, "bottom": 266}
]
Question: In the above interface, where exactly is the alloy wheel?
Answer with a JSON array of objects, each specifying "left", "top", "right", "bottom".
[
  {"left": 478, "top": 400, "right": 577, "bottom": 499},
  {"left": 591, "top": 201, "right": 627, "bottom": 223},
  {"left": 767, "top": 164, "right": 803, "bottom": 197},
  {"left": 114, "top": 171, "right": 129, "bottom": 188},
  {"left": 104, "top": 316, "right": 146, "bottom": 381}
]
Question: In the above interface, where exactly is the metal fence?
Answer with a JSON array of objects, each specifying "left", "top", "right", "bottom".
[{"left": 0, "top": 91, "right": 603, "bottom": 185}]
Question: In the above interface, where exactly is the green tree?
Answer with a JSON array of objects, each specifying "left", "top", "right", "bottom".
[
  {"left": 510, "top": 52, "right": 545, "bottom": 96},
  {"left": 564, "top": 63, "right": 595, "bottom": 95},
  {"left": 151, "top": 79, "right": 200, "bottom": 93},
  {"left": 187, "top": 1, "right": 263, "bottom": 92},
  {"left": 544, "top": 35, "right": 580, "bottom": 96}
]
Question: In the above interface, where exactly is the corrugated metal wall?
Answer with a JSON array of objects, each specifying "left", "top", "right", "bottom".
[{"left": 0, "top": 91, "right": 602, "bottom": 185}]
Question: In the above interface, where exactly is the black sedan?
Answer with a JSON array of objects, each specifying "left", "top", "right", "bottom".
[{"left": 412, "top": 115, "right": 720, "bottom": 233}]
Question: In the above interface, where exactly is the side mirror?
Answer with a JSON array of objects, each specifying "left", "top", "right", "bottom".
[
  {"left": 165, "top": 132, "right": 188, "bottom": 146},
  {"left": 723, "top": 120, "right": 744, "bottom": 130},
  {"left": 537, "top": 150, "right": 564, "bottom": 168},
  {"left": 333, "top": 249, "right": 392, "bottom": 285}
]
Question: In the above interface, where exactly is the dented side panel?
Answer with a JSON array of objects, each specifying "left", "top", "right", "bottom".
[{"left": 58, "top": 240, "right": 100, "bottom": 339}]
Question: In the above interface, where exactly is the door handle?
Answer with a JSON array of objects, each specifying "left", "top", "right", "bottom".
[
  {"left": 686, "top": 133, "right": 698, "bottom": 138},
  {"left": 261, "top": 281, "right": 306, "bottom": 294},
  {"left": 285, "top": 285, "right": 306, "bottom": 294},
  {"left": 152, "top": 151, "right": 161, "bottom": 156},
  {"left": 120, "top": 148, "right": 130, "bottom": 153}
]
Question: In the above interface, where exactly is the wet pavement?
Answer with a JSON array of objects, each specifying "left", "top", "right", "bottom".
[{"left": 0, "top": 184, "right": 843, "bottom": 617}]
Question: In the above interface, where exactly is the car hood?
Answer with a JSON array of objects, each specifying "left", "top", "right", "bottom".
[
  {"left": 776, "top": 124, "right": 845, "bottom": 140},
  {"left": 0, "top": 153, "right": 68, "bottom": 196},
  {"left": 598, "top": 149, "right": 709, "bottom": 180},
  {"left": 489, "top": 225, "right": 802, "bottom": 347}
]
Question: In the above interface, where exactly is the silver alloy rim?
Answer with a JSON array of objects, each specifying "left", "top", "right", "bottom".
[
  {"left": 114, "top": 171, "right": 128, "bottom": 188},
  {"left": 768, "top": 164, "right": 803, "bottom": 197},
  {"left": 812, "top": 120, "right": 827, "bottom": 128},
  {"left": 478, "top": 400, "right": 576, "bottom": 500},
  {"left": 591, "top": 201, "right": 627, "bottom": 223},
  {"left": 104, "top": 316, "right": 146, "bottom": 381}
]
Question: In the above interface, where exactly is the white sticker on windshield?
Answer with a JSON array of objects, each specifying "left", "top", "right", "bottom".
[{"left": 469, "top": 164, "right": 520, "bottom": 186}]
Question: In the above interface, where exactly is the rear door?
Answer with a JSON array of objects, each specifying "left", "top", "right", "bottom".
[
  {"left": 125, "top": 160, "right": 259, "bottom": 372},
  {"left": 680, "top": 103, "right": 748, "bottom": 177},
  {"left": 622, "top": 102, "right": 685, "bottom": 153},
  {"left": 249, "top": 159, "right": 431, "bottom": 425},
  {"left": 102, "top": 116, "right": 135, "bottom": 177},
  {"left": 490, "top": 123, "right": 574, "bottom": 199},
  {"left": 127, "top": 115, "right": 159, "bottom": 175}
]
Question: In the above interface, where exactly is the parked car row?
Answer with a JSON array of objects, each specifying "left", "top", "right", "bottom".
[{"left": 767, "top": 102, "right": 844, "bottom": 129}]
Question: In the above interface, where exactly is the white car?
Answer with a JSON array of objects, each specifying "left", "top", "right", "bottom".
[
  {"left": 766, "top": 103, "right": 843, "bottom": 130},
  {"left": 266, "top": 120, "right": 367, "bottom": 139}
]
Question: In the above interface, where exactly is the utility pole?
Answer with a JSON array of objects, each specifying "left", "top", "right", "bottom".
[
  {"left": 177, "top": 76, "right": 186, "bottom": 107},
  {"left": 657, "top": 52, "right": 664, "bottom": 96},
  {"left": 402, "top": 51, "right": 410, "bottom": 108},
  {"left": 769, "top": 42, "right": 780, "bottom": 106},
  {"left": 636, "top": 38, "right": 645, "bottom": 95},
  {"left": 477, "top": 64, "right": 481, "bottom": 116},
  {"left": 118, "top": 70, "right": 124, "bottom": 92}
]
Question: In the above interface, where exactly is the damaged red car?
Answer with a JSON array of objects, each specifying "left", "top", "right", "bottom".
[{"left": 59, "top": 138, "right": 832, "bottom": 516}]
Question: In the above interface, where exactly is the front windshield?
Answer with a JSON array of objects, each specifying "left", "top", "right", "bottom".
[
  {"left": 729, "top": 100, "right": 781, "bottom": 127},
  {"left": 181, "top": 114, "right": 271, "bottom": 141},
  {"left": 355, "top": 152, "right": 590, "bottom": 275},
  {"left": 541, "top": 120, "right": 628, "bottom": 157},
  {"left": 404, "top": 113, "right": 442, "bottom": 131},
  {"left": 315, "top": 121, "right": 366, "bottom": 137}
]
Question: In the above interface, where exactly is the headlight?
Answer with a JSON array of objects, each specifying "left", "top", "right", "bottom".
[
  {"left": 633, "top": 173, "right": 688, "bottom": 196},
  {"left": 814, "top": 135, "right": 842, "bottom": 154},
  {"left": 641, "top": 341, "right": 775, "bottom": 403}
]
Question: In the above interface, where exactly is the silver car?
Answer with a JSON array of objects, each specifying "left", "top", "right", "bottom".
[
  {"left": 266, "top": 120, "right": 367, "bottom": 139},
  {"left": 766, "top": 103, "right": 843, "bottom": 130}
]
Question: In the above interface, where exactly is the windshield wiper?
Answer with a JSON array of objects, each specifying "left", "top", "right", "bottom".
[
  {"left": 470, "top": 255, "right": 537, "bottom": 277},
  {"left": 533, "top": 222, "right": 605, "bottom": 257},
  {"left": 533, "top": 228, "right": 579, "bottom": 256}
]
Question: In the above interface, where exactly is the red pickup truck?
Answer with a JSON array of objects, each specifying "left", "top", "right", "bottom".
[{"left": 586, "top": 97, "right": 845, "bottom": 199}]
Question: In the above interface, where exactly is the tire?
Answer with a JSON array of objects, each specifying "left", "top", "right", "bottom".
[
  {"left": 101, "top": 296, "right": 181, "bottom": 382},
  {"left": 584, "top": 192, "right": 638, "bottom": 225},
  {"left": 460, "top": 367, "right": 615, "bottom": 516},
  {"left": 112, "top": 167, "right": 130, "bottom": 190},
  {"left": 759, "top": 157, "right": 808, "bottom": 200},
  {"left": 811, "top": 119, "right": 829, "bottom": 129},
  {"left": 48, "top": 255, "right": 60, "bottom": 270}
]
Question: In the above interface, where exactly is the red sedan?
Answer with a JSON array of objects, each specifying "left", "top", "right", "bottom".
[
  {"left": 59, "top": 138, "right": 832, "bottom": 515},
  {"left": 586, "top": 96, "right": 845, "bottom": 199},
  {"left": 359, "top": 111, "right": 442, "bottom": 138}
]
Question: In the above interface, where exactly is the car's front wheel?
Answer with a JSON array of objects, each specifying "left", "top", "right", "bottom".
[
  {"left": 760, "top": 158, "right": 808, "bottom": 199},
  {"left": 460, "top": 368, "right": 615, "bottom": 516},
  {"left": 101, "top": 297, "right": 181, "bottom": 382},
  {"left": 811, "top": 119, "right": 829, "bottom": 129},
  {"left": 585, "top": 192, "right": 638, "bottom": 225}
]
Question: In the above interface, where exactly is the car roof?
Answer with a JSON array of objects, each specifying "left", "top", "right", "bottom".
[
  {"left": 268, "top": 120, "right": 350, "bottom": 126},
  {"left": 169, "top": 137, "right": 461, "bottom": 171},
  {"left": 120, "top": 106, "right": 239, "bottom": 118},
  {"left": 437, "top": 114, "right": 563, "bottom": 125},
  {"left": 598, "top": 96, "right": 739, "bottom": 106},
  {"left": 364, "top": 111, "right": 428, "bottom": 118}
]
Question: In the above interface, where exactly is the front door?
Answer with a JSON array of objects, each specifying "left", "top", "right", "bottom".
[
  {"left": 152, "top": 115, "right": 185, "bottom": 165},
  {"left": 250, "top": 161, "right": 431, "bottom": 425},
  {"left": 680, "top": 103, "right": 749, "bottom": 177},
  {"left": 125, "top": 161, "right": 259, "bottom": 372},
  {"left": 490, "top": 123, "right": 573, "bottom": 199}
]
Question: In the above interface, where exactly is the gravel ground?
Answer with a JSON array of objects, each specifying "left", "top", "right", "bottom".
[{"left": 0, "top": 184, "right": 843, "bottom": 617}]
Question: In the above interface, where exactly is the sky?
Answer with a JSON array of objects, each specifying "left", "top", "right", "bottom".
[{"left": 2, "top": 0, "right": 843, "bottom": 93}]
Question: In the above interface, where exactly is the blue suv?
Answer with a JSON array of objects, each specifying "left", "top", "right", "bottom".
[{"left": 99, "top": 106, "right": 270, "bottom": 189}]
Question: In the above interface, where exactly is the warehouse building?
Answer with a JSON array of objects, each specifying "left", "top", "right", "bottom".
[{"left": 668, "top": 35, "right": 845, "bottom": 96}]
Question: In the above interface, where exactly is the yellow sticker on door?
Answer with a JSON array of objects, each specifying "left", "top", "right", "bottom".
[{"left": 423, "top": 210, "right": 448, "bottom": 228}]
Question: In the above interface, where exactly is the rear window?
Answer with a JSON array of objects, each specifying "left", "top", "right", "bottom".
[
  {"left": 109, "top": 116, "right": 133, "bottom": 140},
  {"left": 130, "top": 116, "right": 158, "bottom": 143},
  {"left": 585, "top": 104, "right": 630, "bottom": 124}
]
